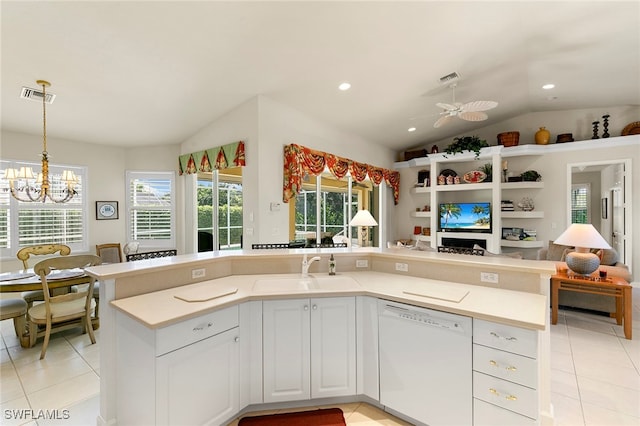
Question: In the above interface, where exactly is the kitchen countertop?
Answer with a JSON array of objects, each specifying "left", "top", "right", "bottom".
[{"left": 111, "top": 271, "right": 547, "bottom": 331}]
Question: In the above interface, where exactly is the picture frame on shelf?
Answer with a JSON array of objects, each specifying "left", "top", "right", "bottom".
[
  {"left": 601, "top": 197, "right": 608, "bottom": 219},
  {"left": 502, "top": 227, "right": 523, "bottom": 240},
  {"left": 96, "top": 201, "right": 119, "bottom": 220},
  {"left": 416, "top": 169, "right": 429, "bottom": 187}
]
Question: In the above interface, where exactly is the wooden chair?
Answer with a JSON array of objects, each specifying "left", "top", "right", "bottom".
[
  {"left": 89, "top": 243, "right": 123, "bottom": 319},
  {"left": 0, "top": 298, "right": 28, "bottom": 342},
  {"left": 28, "top": 255, "right": 102, "bottom": 359},
  {"left": 95, "top": 243, "right": 123, "bottom": 264},
  {"left": 16, "top": 244, "right": 71, "bottom": 309}
]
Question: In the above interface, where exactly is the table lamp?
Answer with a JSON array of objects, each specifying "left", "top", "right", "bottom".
[
  {"left": 553, "top": 223, "right": 611, "bottom": 275},
  {"left": 350, "top": 210, "right": 378, "bottom": 247}
]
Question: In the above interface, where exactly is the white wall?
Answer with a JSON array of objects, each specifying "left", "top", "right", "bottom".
[
  {"left": 0, "top": 130, "right": 180, "bottom": 271},
  {"left": 180, "top": 95, "right": 395, "bottom": 248}
]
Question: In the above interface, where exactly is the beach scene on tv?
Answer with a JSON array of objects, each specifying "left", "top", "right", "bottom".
[{"left": 439, "top": 202, "right": 491, "bottom": 231}]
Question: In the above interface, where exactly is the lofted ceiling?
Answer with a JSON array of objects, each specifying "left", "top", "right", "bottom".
[{"left": 1, "top": 1, "right": 639, "bottom": 153}]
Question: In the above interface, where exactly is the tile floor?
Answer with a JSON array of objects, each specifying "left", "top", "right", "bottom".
[{"left": 0, "top": 292, "right": 638, "bottom": 426}]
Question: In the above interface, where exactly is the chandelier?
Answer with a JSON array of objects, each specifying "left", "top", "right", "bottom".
[{"left": 3, "top": 80, "right": 78, "bottom": 203}]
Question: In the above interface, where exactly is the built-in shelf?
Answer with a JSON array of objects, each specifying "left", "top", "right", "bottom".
[
  {"left": 393, "top": 135, "right": 638, "bottom": 170},
  {"left": 435, "top": 182, "right": 494, "bottom": 192},
  {"left": 411, "top": 234, "right": 433, "bottom": 242},
  {"left": 500, "top": 240, "right": 544, "bottom": 248},
  {"left": 501, "top": 181, "right": 544, "bottom": 190},
  {"left": 501, "top": 211, "right": 544, "bottom": 219},
  {"left": 410, "top": 186, "right": 431, "bottom": 194},
  {"left": 411, "top": 211, "right": 431, "bottom": 218}
]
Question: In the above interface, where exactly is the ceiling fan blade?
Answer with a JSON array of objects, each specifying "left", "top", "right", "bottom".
[
  {"left": 433, "top": 115, "right": 454, "bottom": 128},
  {"left": 459, "top": 111, "right": 489, "bottom": 122},
  {"left": 461, "top": 100, "right": 498, "bottom": 112},
  {"left": 436, "top": 102, "right": 457, "bottom": 111}
]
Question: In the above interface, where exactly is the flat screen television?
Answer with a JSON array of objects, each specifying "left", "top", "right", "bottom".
[{"left": 439, "top": 202, "right": 491, "bottom": 233}]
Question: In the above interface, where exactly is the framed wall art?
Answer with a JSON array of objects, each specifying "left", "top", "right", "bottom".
[{"left": 96, "top": 201, "right": 119, "bottom": 220}]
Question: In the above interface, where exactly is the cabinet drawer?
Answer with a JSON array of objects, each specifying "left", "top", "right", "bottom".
[
  {"left": 473, "top": 344, "right": 537, "bottom": 388},
  {"left": 473, "top": 319, "right": 537, "bottom": 358},
  {"left": 474, "top": 398, "right": 536, "bottom": 426},
  {"left": 156, "top": 305, "right": 239, "bottom": 356},
  {"left": 473, "top": 372, "right": 537, "bottom": 419}
]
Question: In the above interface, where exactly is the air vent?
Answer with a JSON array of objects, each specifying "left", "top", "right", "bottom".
[
  {"left": 20, "top": 86, "right": 56, "bottom": 104},
  {"left": 439, "top": 72, "right": 460, "bottom": 85}
]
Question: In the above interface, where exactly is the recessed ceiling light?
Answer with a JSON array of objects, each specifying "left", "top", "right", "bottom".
[
  {"left": 408, "top": 127, "right": 416, "bottom": 132},
  {"left": 542, "top": 83, "right": 555, "bottom": 90},
  {"left": 338, "top": 82, "right": 351, "bottom": 91}
]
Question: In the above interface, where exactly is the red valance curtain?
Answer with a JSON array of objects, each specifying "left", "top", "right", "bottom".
[
  {"left": 283, "top": 143, "right": 400, "bottom": 204},
  {"left": 178, "top": 141, "right": 245, "bottom": 175}
]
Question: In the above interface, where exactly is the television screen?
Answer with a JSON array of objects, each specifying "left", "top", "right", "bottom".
[{"left": 439, "top": 202, "right": 491, "bottom": 233}]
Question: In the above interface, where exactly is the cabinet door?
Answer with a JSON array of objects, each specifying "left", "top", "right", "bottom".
[
  {"left": 310, "top": 297, "right": 356, "bottom": 398},
  {"left": 263, "top": 299, "right": 311, "bottom": 403},
  {"left": 156, "top": 327, "right": 239, "bottom": 426}
]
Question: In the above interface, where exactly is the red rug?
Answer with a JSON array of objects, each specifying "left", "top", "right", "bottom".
[{"left": 238, "top": 408, "right": 346, "bottom": 426}]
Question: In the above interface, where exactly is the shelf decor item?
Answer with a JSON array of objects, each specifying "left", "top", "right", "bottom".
[
  {"left": 443, "top": 136, "right": 488, "bottom": 159},
  {"left": 556, "top": 133, "right": 574, "bottom": 143},
  {"left": 591, "top": 121, "right": 600, "bottom": 139},
  {"left": 520, "top": 170, "right": 541, "bottom": 182},
  {"left": 602, "top": 114, "right": 610, "bottom": 138},
  {"left": 479, "top": 163, "right": 492, "bottom": 182},
  {"left": 534, "top": 127, "right": 550, "bottom": 145},
  {"left": 554, "top": 223, "right": 611, "bottom": 276},
  {"left": 621, "top": 121, "right": 640, "bottom": 136},
  {"left": 517, "top": 197, "right": 535, "bottom": 211},
  {"left": 462, "top": 170, "right": 487, "bottom": 183},
  {"left": 497, "top": 131, "right": 520, "bottom": 147}
]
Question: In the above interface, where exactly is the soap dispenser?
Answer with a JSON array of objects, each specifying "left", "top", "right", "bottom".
[{"left": 328, "top": 254, "right": 336, "bottom": 275}]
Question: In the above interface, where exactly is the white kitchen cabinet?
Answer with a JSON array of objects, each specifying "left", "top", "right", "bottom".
[
  {"left": 156, "top": 327, "right": 239, "bottom": 425},
  {"left": 472, "top": 318, "right": 538, "bottom": 424},
  {"left": 263, "top": 297, "right": 356, "bottom": 403},
  {"left": 115, "top": 305, "right": 240, "bottom": 426}
]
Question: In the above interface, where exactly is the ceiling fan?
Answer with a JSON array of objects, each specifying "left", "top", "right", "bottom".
[{"left": 433, "top": 83, "right": 498, "bottom": 128}]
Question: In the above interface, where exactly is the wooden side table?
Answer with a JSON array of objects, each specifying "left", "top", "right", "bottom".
[{"left": 551, "top": 273, "right": 632, "bottom": 339}]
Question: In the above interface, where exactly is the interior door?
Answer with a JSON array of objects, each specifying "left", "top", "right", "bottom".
[{"left": 611, "top": 186, "right": 625, "bottom": 263}]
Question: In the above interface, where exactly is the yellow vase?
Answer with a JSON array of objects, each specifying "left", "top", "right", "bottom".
[{"left": 535, "top": 127, "right": 550, "bottom": 145}]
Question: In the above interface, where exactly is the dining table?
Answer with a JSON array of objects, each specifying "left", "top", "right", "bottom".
[{"left": 0, "top": 268, "right": 97, "bottom": 348}]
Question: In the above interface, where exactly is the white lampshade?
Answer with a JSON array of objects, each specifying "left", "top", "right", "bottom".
[
  {"left": 554, "top": 223, "right": 611, "bottom": 275},
  {"left": 349, "top": 210, "right": 378, "bottom": 227},
  {"left": 554, "top": 224, "right": 611, "bottom": 251}
]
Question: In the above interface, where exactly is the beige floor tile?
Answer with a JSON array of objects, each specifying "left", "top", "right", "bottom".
[
  {"left": 551, "top": 368, "right": 580, "bottom": 399},
  {"left": 318, "top": 402, "right": 362, "bottom": 417},
  {"left": 551, "top": 392, "right": 585, "bottom": 426},
  {"left": 574, "top": 360, "right": 640, "bottom": 391},
  {"left": 26, "top": 371, "right": 99, "bottom": 411},
  {"left": 0, "top": 395, "right": 33, "bottom": 426},
  {"left": 577, "top": 375, "right": 640, "bottom": 418},
  {"left": 345, "top": 403, "right": 389, "bottom": 423},
  {"left": 7, "top": 338, "right": 76, "bottom": 368},
  {"left": 1, "top": 347, "right": 12, "bottom": 365},
  {"left": 38, "top": 395, "right": 100, "bottom": 426},
  {"left": 551, "top": 349, "right": 576, "bottom": 373},
  {"left": 17, "top": 356, "right": 93, "bottom": 394},
  {"left": 0, "top": 364, "right": 26, "bottom": 404},
  {"left": 581, "top": 401, "right": 640, "bottom": 426}
]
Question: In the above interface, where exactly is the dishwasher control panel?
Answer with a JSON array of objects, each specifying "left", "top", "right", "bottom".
[{"left": 380, "top": 300, "right": 471, "bottom": 334}]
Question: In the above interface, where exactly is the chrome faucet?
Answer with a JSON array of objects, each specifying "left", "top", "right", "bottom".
[{"left": 301, "top": 254, "right": 321, "bottom": 277}]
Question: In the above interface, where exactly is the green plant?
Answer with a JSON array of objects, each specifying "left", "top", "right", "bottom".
[
  {"left": 479, "top": 163, "right": 492, "bottom": 182},
  {"left": 521, "top": 170, "right": 541, "bottom": 181},
  {"left": 443, "top": 136, "right": 488, "bottom": 159}
]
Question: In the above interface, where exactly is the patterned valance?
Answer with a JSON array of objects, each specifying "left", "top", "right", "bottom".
[
  {"left": 178, "top": 141, "right": 245, "bottom": 175},
  {"left": 283, "top": 144, "right": 400, "bottom": 205}
]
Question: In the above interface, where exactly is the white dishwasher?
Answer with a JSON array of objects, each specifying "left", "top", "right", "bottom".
[{"left": 379, "top": 300, "right": 472, "bottom": 426}]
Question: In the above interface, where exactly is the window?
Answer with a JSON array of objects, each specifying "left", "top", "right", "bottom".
[
  {"left": 126, "top": 171, "right": 175, "bottom": 249},
  {"left": 0, "top": 160, "right": 87, "bottom": 258},
  {"left": 197, "top": 168, "right": 242, "bottom": 251},
  {"left": 293, "top": 172, "right": 378, "bottom": 247},
  {"left": 571, "top": 183, "right": 590, "bottom": 224}
]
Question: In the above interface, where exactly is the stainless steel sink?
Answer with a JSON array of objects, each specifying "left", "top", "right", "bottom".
[{"left": 252, "top": 275, "right": 361, "bottom": 292}]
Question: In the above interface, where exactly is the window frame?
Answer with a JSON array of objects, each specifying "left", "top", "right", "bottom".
[
  {"left": 0, "top": 159, "right": 88, "bottom": 259},
  {"left": 571, "top": 183, "right": 590, "bottom": 224},
  {"left": 125, "top": 170, "right": 176, "bottom": 250}
]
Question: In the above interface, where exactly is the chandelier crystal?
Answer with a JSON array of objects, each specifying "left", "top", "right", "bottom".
[{"left": 3, "top": 80, "right": 78, "bottom": 203}]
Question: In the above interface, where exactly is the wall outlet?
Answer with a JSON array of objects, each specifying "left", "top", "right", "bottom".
[
  {"left": 480, "top": 272, "right": 499, "bottom": 283},
  {"left": 356, "top": 259, "right": 368, "bottom": 268},
  {"left": 192, "top": 268, "right": 205, "bottom": 279},
  {"left": 395, "top": 262, "right": 409, "bottom": 272}
]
